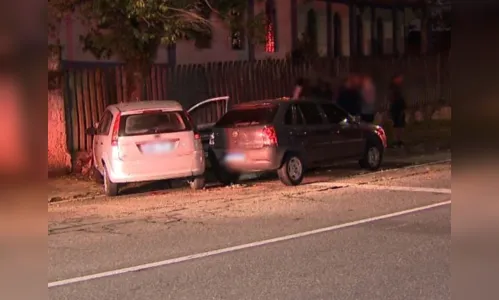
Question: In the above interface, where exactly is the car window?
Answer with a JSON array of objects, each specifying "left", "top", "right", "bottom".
[
  {"left": 297, "top": 103, "right": 324, "bottom": 125},
  {"left": 284, "top": 107, "right": 293, "bottom": 125},
  {"left": 295, "top": 107, "right": 305, "bottom": 125},
  {"left": 284, "top": 105, "right": 304, "bottom": 126},
  {"left": 320, "top": 103, "right": 349, "bottom": 124},
  {"left": 215, "top": 106, "right": 278, "bottom": 127},
  {"left": 97, "top": 110, "right": 113, "bottom": 135},
  {"left": 119, "top": 111, "right": 191, "bottom": 136}
]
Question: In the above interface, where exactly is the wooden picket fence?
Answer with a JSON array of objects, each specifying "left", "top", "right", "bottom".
[{"left": 62, "top": 55, "right": 449, "bottom": 153}]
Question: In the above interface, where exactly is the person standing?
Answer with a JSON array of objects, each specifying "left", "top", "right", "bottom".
[
  {"left": 320, "top": 80, "right": 334, "bottom": 101},
  {"left": 336, "top": 74, "right": 362, "bottom": 116},
  {"left": 360, "top": 75, "right": 376, "bottom": 123},
  {"left": 312, "top": 79, "right": 333, "bottom": 101},
  {"left": 389, "top": 74, "right": 407, "bottom": 147}
]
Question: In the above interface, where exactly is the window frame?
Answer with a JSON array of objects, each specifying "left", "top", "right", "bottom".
[
  {"left": 96, "top": 110, "right": 113, "bottom": 136},
  {"left": 284, "top": 104, "right": 305, "bottom": 126},
  {"left": 230, "top": 10, "right": 245, "bottom": 51}
]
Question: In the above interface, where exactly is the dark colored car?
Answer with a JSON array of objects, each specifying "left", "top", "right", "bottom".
[{"left": 208, "top": 98, "right": 387, "bottom": 186}]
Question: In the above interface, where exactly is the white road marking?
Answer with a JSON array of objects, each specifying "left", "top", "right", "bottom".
[
  {"left": 354, "top": 185, "right": 451, "bottom": 194},
  {"left": 310, "top": 182, "right": 452, "bottom": 194},
  {"left": 48, "top": 200, "right": 451, "bottom": 288}
]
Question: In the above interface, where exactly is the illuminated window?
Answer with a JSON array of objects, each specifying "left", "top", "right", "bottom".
[{"left": 265, "top": 0, "right": 277, "bottom": 53}]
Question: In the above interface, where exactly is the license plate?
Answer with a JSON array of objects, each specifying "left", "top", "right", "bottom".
[
  {"left": 225, "top": 153, "right": 245, "bottom": 162},
  {"left": 142, "top": 142, "right": 174, "bottom": 154}
]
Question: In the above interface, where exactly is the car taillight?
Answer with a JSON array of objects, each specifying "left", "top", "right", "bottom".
[
  {"left": 375, "top": 126, "right": 387, "bottom": 148},
  {"left": 193, "top": 132, "right": 202, "bottom": 150},
  {"left": 111, "top": 112, "right": 121, "bottom": 146},
  {"left": 262, "top": 126, "right": 278, "bottom": 146}
]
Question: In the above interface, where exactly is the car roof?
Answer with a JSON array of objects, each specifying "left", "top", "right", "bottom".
[
  {"left": 108, "top": 100, "right": 184, "bottom": 113},
  {"left": 232, "top": 97, "right": 332, "bottom": 109}
]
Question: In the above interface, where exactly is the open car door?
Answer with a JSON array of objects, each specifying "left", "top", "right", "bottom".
[
  {"left": 187, "top": 96, "right": 230, "bottom": 151},
  {"left": 187, "top": 96, "right": 230, "bottom": 129}
]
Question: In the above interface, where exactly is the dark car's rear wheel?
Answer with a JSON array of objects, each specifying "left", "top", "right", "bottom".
[
  {"left": 359, "top": 139, "right": 384, "bottom": 171},
  {"left": 103, "top": 166, "right": 119, "bottom": 196},
  {"left": 278, "top": 154, "right": 304, "bottom": 186}
]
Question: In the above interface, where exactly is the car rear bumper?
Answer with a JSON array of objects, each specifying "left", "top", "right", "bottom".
[
  {"left": 212, "top": 147, "right": 281, "bottom": 173},
  {"left": 106, "top": 150, "right": 205, "bottom": 183}
]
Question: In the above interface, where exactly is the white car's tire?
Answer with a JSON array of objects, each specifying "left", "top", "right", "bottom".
[{"left": 104, "top": 167, "right": 119, "bottom": 196}]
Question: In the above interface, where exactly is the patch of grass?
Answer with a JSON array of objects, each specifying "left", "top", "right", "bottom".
[{"left": 380, "top": 120, "right": 451, "bottom": 149}]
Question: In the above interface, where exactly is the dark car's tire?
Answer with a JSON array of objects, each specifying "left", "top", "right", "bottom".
[
  {"left": 188, "top": 177, "right": 205, "bottom": 190},
  {"left": 103, "top": 166, "right": 119, "bottom": 196},
  {"left": 359, "top": 138, "right": 384, "bottom": 171},
  {"left": 208, "top": 150, "right": 240, "bottom": 186},
  {"left": 277, "top": 154, "right": 304, "bottom": 186}
]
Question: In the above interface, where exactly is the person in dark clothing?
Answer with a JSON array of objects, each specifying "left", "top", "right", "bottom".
[
  {"left": 320, "top": 80, "right": 334, "bottom": 101},
  {"left": 311, "top": 79, "right": 333, "bottom": 101},
  {"left": 334, "top": 78, "right": 348, "bottom": 103},
  {"left": 389, "top": 74, "right": 407, "bottom": 147},
  {"left": 309, "top": 80, "right": 322, "bottom": 99},
  {"left": 336, "top": 75, "right": 362, "bottom": 116},
  {"left": 360, "top": 74, "right": 376, "bottom": 123}
]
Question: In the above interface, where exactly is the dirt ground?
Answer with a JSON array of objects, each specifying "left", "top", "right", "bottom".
[{"left": 49, "top": 152, "right": 451, "bottom": 235}]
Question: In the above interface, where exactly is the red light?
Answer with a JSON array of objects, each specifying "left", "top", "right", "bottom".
[
  {"left": 375, "top": 127, "right": 387, "bottom": 148},
  {"left": 262, "top": 126, "right": 277, "bottom": 146},
  {"left": 265, "top": 22, "right": 275, "bottom": 53},
  {"left": 111, "top": 112, "right": 121, "bottom": 146},
  {"left": 193, "top": 132, "right": 202, "bottom": 151}
]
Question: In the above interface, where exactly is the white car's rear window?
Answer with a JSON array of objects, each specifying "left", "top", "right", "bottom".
[{"left": 120, "top": 111, "right": 191, "bottom": 136}]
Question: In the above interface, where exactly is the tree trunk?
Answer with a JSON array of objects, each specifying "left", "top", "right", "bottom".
[{"left": 125, "top": 62, "right": 145, "bottom": 102}]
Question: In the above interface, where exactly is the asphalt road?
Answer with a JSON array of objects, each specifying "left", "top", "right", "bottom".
[{"left": 49, "top": 160, "right": 451, "bottom": 300}]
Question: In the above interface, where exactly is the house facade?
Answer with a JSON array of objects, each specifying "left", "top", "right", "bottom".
[{"left": 52, "top": 0, "right": 427, "bottom": 65}]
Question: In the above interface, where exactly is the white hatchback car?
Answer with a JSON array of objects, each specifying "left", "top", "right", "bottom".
[{"left": 87, "top": 101, "right": 205, "bottom": 196}]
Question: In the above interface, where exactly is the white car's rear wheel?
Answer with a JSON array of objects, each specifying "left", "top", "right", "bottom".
[
  {"left": 103, "top": 167, "right": 119, "bottom": 196},
  {"left": 188, "top": 177, "right": 205, "bottom": 190}
]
